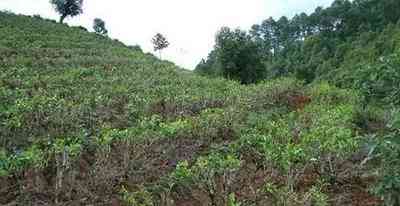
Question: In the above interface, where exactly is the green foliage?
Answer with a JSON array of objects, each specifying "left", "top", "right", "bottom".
[
  {"left": 372, "top": 109, "right": 400, "bottom": 206},
  {"left": 152, "top": 33, "right": 169, "bottom": 59},
  {"left": 152, "top": 33, "right": 169, "bottom": 51},
  {"left": 97, "top": 115, "right": 193, "bottom": 147},
  {"left": 97, "top": 115, "right": 163, "bottom": 146},
  {"left": 93, "top": 18, "right": 108, "bottom": 36},
  {"left": 50, "top": 0, "right": 83, "bottom": 23},
  {"left": 214, "top": 27, "right": 265, "bottom": 84},
  {"left": 263, "top": 181, "right": 329, "bottom": 206},
  {"left": 0, "top": 135, "right": 86, "bottom": 176},
  {"left": 263, "top": 182, "right": 304, "bottom": 205},
  {"left": 228, "top": 193, "right": 242, "bottom": 206},
  {"left": 170, "top": 152, "right": 241, "bottom": 187},
  {"left": 301, "top": 104, "right": 358, "bottom": 157},
  {"left": 307, "top": 82, "right": 360, "bottom": 106},
  {"left": 239, "top": 121, "right": 298, "bottom": 171},
  {"left": 263, "top": 182, "right": 285, "bottom": 204},
  {"left": 14, "top": 145, "right": 47, "bottom": 170},
  {"left": 347, "top": 53, "right": 400, "bottom": 105},
  {"left": 170, "top": 160, "right": 192, "bottom": 185},
  {"left": 237, "top": 83, "right": 360, "bottom": 192},
  {"left": 193, "top": 152, "right": 241, "bottom": 174},
  {"left": 52, "top": 136, "right": 83, "bottom": 157},
  {"left": 0, "top": 149, "right": 10, "bottom": 176},
  {"left": 0, "top": 145, "right": 47, "bottom": 176},
  {"left": 197, "top": 0, "right": 400, "bottom": 104},
  {"left": 121, "top": 186, "right": 154, "bottom": 206},
  {"left": 307, "top": 184, "right": 329, "bottom": 206},
  {"left": 159, "top": 118, "right": 192, "bottom": 137},
  {"left": 128, "top": 45, "right": 143, "bottom": 52},
  {"left": 192, "top": 108, "right": 237, "bottom": 140}
]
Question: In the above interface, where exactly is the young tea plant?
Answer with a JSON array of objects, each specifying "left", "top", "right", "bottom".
[
  {"left": 373, "top": 109, "right": 400, "bottom": 206},
  {"left": 120, "top": 185, "right": 154, "bottom": 206}
]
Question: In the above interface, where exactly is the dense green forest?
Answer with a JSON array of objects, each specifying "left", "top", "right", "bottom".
[
  {"left": 0, "top": 0, "right": 399, "bottom": 205},
  {"left": 195, "top": 0, "right": 400, "bottom": 105}
]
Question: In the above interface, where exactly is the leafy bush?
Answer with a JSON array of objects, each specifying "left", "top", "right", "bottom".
[
  {"left": 263, "top": 181, "right": 329, "bottom": 206},
  {"left": 307, "top": 82, "right": 360, "bottom": 106},
  {"left": 121, "top": 185, "right": 154, "bottom": 206},
  {"left": 334, "top": 51, "right": 400, "bottom": 106},
  {"left": 228, "top": 193, "right": 242, "bottom": 206},
  {"left": 159, "top": 118, "right": 192, "bottom": 137},
  {"left": 52, "top": 136, "right": 83, "bottom": 157},
  {"left": 301, "top": 104, "right": 358, "bottom": 157},
  {"left": 1, "top": 145, "right": 46, "bottom": 176},
  {"left": 373, "top": 109, "right": 400, "bottom": 206},
  {"left": 167, "top": 151, "right": 241, "bottom": 202},
  {"left": 0, "top": 149, "right": 10, "bottom": 176}
]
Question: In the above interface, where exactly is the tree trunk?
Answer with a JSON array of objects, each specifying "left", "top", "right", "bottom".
[{"left": 60, "top": 14, "right": 67, "bottom": 24}]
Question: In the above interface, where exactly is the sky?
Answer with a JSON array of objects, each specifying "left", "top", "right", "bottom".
[{"left": 0, "top": 0, "right": 334, "bottom": 70}]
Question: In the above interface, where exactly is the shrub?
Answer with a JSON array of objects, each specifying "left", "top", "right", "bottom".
[
  {"left": 373, "top": 109, "right": 400, "bottom": 206},
  {"left": 228, "top": 193, "right": 242, "bottom": 206},
  {"left": 263, "top": 181, "right": 329, "bottom": 206},
  {"left": 121, "top": 185, "right": 154, "bottom": 206},
  {"left": 169, "top": 151, "right": 241, "bottom": 193},
  {"left": 5, "top": 145, "right": 46, "bottom": 174},
  {"left": 0, "top": 149, "right": 10, "bottom": 176},
  {"left": 307, "top": 82, "right": 360, "bottom": 106}
]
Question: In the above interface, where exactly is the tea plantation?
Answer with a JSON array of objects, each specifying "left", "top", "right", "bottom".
[{"left": 0, "top": 11, "right": 398, "bottom": 206}]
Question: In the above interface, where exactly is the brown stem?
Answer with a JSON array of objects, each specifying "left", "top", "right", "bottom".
[{"left": 60, "top": 14, "right": 67, "bottom": 23}]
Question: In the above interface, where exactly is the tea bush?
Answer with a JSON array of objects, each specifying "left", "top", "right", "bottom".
[{"left": 373, "top": 109, "right": 400, "bottom": 206}]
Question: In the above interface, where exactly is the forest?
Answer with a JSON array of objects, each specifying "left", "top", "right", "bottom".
[{"left": 196, "top": 0, "right": 400, "bottom": 106}]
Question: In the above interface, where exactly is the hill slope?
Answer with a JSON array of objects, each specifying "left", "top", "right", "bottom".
[{"left": 0, "top": 12, "right": 389, "bottom": 206}]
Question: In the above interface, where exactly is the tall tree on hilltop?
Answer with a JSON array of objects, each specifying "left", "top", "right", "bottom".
[
  {"left": 152, "top": 33, "right": 170, "bottom": 59},
  {"left": 50, "top": 0, "right": 83, "bottom": 23},
  {"left": 93, "top": 18, "right": 108, "bottom": 36}
]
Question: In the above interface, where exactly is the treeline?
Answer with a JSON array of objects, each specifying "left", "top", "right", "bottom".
[{"left": 196, "top": 0, "right": 400, "bottom": 104}]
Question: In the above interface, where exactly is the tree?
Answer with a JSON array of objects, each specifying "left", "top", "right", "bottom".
[
  {"left": 197, "top": 0, "right": 400, "bottom": 87},
  {"left": 50, "top": 0, "right": 83, "bottom": 23},
  {"left": 93, "top": 18, "right": 108, "bottom": 36},
  {"left": 152, "top": 33, "right": 169, "bottom": 59},
  {"left": 215, "top": 27, "right": 265, "bottom": 84}
]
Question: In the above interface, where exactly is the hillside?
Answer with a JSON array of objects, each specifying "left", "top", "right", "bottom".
[
  {"left": 195, "top": 0, "right": 400, "bottom": 106},
  {"left": 0, "top": 11, "right": 397, "bottom": 206}
]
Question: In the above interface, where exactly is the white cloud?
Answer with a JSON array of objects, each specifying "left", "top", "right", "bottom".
[{"left": 0, "top": 0, "right": 334, "bottom": 69}]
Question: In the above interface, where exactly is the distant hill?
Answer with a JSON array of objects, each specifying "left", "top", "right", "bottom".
[{"left": 0, "top": 11, "right": 395, "bottom": 206}]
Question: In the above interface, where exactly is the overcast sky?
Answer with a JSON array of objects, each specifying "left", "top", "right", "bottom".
[{"left": 0, "top": 0, "right": 334, "bottom": 69}]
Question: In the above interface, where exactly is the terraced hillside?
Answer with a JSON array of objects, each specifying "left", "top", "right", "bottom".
[{"left": 0, "top": 12, "right": 392, "bottom": 206}]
